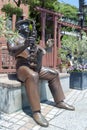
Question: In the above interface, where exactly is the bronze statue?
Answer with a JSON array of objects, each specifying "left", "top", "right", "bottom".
[{"left": 7, "top": 19, "right": 75, "bottom": 127}]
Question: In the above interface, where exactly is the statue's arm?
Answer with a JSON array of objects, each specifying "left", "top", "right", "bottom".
[
  {"left": 7, "top": 36, "right": 35, "bottom": 57},
  {"left": 36, "top": 44, "right": 46, "bottom": 55},
  {"left": 7, "top": 40, "right": 26, "bottom": 57}
]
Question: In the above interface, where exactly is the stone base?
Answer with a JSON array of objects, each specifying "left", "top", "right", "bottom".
[
  {"left": 0, "top": 74, "right": 22, "bottom": 113},
  {"left": 0, "top": 73, "right": 70, "bottom": 113}
]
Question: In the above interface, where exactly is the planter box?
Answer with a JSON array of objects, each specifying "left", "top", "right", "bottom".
[{"left": 70, "top": 72, "right": 87, "bottom": 90}]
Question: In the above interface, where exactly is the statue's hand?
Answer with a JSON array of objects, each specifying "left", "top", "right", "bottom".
[
  {"left": 37, "top": 45, "right": 46, "bottom": 55},
  {"left": 24, "top": 37, "right": 35, "bottom": 47}
]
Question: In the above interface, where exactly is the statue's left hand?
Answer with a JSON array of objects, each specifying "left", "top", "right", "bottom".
[{"left": 37, "top": 45, "right": 46, "bottom": 55}]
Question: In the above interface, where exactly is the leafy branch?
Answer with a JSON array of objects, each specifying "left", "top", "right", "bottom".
[{"left": 0, "top": 15, "right": 19, "bottom": 40}]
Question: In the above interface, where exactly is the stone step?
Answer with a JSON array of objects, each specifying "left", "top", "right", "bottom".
[{"left": 0, "top": 73, "right": 70, "bottom": 113}]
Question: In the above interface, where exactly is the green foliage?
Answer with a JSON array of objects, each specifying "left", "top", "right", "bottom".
[
  {"left": 1, "top": 3, "right": 23, "bottom": 18},
  {"left": 59, "top": 35, "right": 77, "bottom": 61},
  {"left": 27, "top": 0, "right": 78, "bottom": 40},
  {"left": 7, "top": 0, "right": 78, "bottom": 42},
  {"left": 76, "top": 32, "right": 87, "bottom": 60},
  {"left": 0, "top": 15, "right": 19, "bottom": 40},
  {"left": 60, "top": 4, "right": 77, "bottom": 20},
  {"left": 13, "top": 0, "right": 78, "bottom": 20},
  {"left": 0, "top": 15, "right": 6, "bottom": 37},
  {"left": 52, "top": 1, "right": 78, "bottom": 20},
  {"left": 59, "top": 32, "right": 87, "bottom": 65}
]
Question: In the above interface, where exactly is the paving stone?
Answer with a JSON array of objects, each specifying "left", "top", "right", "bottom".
[
  {"left": 85, "top": 127, "right": 87, "bottom": 130},
  {"left": 41, "top": 106, "right": 53, "bottom": 115},
  {"left": 22, "top": 116, "right": 31, "bottom": 122},
  {"left": 9, "top": 117, "right": 19, "bottom": 123},
  {"left": 32, "top": 125, "right": 41, "bottom": 130},
  {"left": 1, "top": 116, "right": 11, "bottom": 120},
  {"left": 74, "top": 90, "right": 87, "bottom": 103},
  {"left": 1, "top": 120, "right": 13, "bottom": 127},
  {"left": 46, "top": 113, "right": 55, "bottom": 119},
  {"left": 16, "top": 120, "right": 26, "bottom": 125},
  {"left": 0, "top": 126, "right": 9, "bottom": 130},
  {"left": 15, "top": 114, "right": 24, "bottom": 119},
  {"left": 9, "top": 124, "right": 21, "bottom": 130},
  {"left": 64, "top": 89, "right": 77, "bottom": 102},
  {"left": 46, "top": 117, "right": 51, "bottom": 121},
  {"left": 84, "top": 90, "right": 87, "bottom": 98},
  {"left": 0, "top": 89, "right": 87, "bottom": 130},
  {"left": 39, "top": 125, "right": 64, "bottom": 130},
  {"left": 49, "top": 98, "right": 87, "bottom": 130},
  {"left": 18, "top": 127, "right": 29, "bottom": 130},
  {"left": 48, "top": 109, "right": 59, "bottom": 115},
  {"left": 24, "top": 122, "right": 35, "bottom": 129}
]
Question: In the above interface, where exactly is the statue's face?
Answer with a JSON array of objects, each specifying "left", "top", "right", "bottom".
[
  {"left": 18, "top": 22, "right": 30, "bottom": 38},
  {"left": 16, "top": 19, "right": 37, "bottom": 39}
]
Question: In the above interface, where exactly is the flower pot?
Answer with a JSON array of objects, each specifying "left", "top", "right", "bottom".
[{"left": 70, "top": 72, "right": 87, "bottom": 90}]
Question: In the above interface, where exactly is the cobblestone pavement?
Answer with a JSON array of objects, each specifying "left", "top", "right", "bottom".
[{"left": 0, "top": 89, "right": 87, "bottom": 130}]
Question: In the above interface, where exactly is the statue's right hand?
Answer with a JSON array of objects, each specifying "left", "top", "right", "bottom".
[{"left": 24, "top": 37, "right": 35, "bottom": 47}]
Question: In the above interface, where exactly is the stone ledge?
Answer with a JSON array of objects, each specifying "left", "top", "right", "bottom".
[
  {"left": 0, "top": 74, "right": 21, "bottom": 87},
  {"left": 0, "top": 73, "right": 70, "bottom": 113},
  {"left": 0, "top": 73, "right": 70, "bottom": 87},
  {"left": 59, "top": 73, "right": 70, "bottom": 78}
]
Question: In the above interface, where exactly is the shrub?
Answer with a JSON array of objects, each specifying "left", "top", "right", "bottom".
[{"left": 1, "top": 3, "right": 23, "bottom": 18}]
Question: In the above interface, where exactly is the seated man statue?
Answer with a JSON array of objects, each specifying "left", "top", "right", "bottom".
[{"left": 7, "top": 19, "right": 75, "bottom": 127}]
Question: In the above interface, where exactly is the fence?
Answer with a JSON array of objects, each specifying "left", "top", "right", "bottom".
[{"left": 0, "top": 38, "right": 16, "bottom": 73}]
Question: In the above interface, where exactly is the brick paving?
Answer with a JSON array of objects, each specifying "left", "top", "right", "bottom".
[{"left": 0, "top": 89, "right": 87, "bottom": 130}]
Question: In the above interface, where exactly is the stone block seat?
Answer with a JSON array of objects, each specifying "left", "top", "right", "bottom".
[{"left": 0, "top": 73, "right": 70, "bottom": 114}]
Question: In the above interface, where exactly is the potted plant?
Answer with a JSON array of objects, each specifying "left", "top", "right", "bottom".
[
  {"left": 59, "top": 32, "right": 87, "bottom": 90},
  {"left": 68, "top": 64, "right": 87, "bottom": 90}
]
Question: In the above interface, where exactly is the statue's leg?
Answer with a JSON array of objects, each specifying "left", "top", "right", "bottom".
[
  {"left": 17, "top": 66, "right": 40, "bottom": 112},
  {"left": 17, "top": 66, "right": 49, "bottom": 127},
  {"left": 39, "top": 67, "right": 65, "bottom": 103},
  {"left": 39, "top": 67, "right": 75, "bottom": 111}
]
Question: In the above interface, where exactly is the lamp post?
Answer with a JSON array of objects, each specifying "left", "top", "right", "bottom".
[
  {"left": 78, "top": 0, "right": 87, "bottom": 39},
  {"left": 78, "top": 11, "right": 84, "bottom": 39},
  {"left": 42, "top": 0, "right": 45, "bottom": 7},
  {"left": 82, "top": 4, "right": 87, "bottom": 27},
  {"left": 78, "top": 0, "right": 87, "bottom": 27},
  {"left": 78, "top": 11, "right": 84, "bottom": 28},
  {"left": 79, "top": 0, "right": 84, "bottom": 12}
]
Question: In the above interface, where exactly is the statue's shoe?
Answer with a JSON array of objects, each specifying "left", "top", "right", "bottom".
[
  {"left": 33, "top": 112, "right": 49, "bottom": 127},
  {"left": 56, "top": 101, "right": 75, "bottom": 111}
]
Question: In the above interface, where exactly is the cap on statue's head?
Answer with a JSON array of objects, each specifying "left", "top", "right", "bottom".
[{"left": 16, "top": 19, "right": 37, "bottom": 39}]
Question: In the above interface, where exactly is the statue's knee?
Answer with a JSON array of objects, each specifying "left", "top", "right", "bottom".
[
  {"left": 56, "top": 71, "right": 59, "bottom": 77},
  {"left": 32, "top": 72, "right": 39, "bottom": 79},
  {"left": 53, "top": 70, "right": 59, "bottom": 78},
  {"left": 28, "top": 72, "right": 39, "bottom": 82}
]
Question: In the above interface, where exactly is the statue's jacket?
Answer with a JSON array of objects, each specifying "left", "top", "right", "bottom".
[{"left": 7, "top": 35, "right": 46, "bottom": 72}]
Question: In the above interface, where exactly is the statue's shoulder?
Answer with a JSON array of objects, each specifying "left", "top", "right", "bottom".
[{"left": 8, "top": 35, "right": 25, "bottom": 47}]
